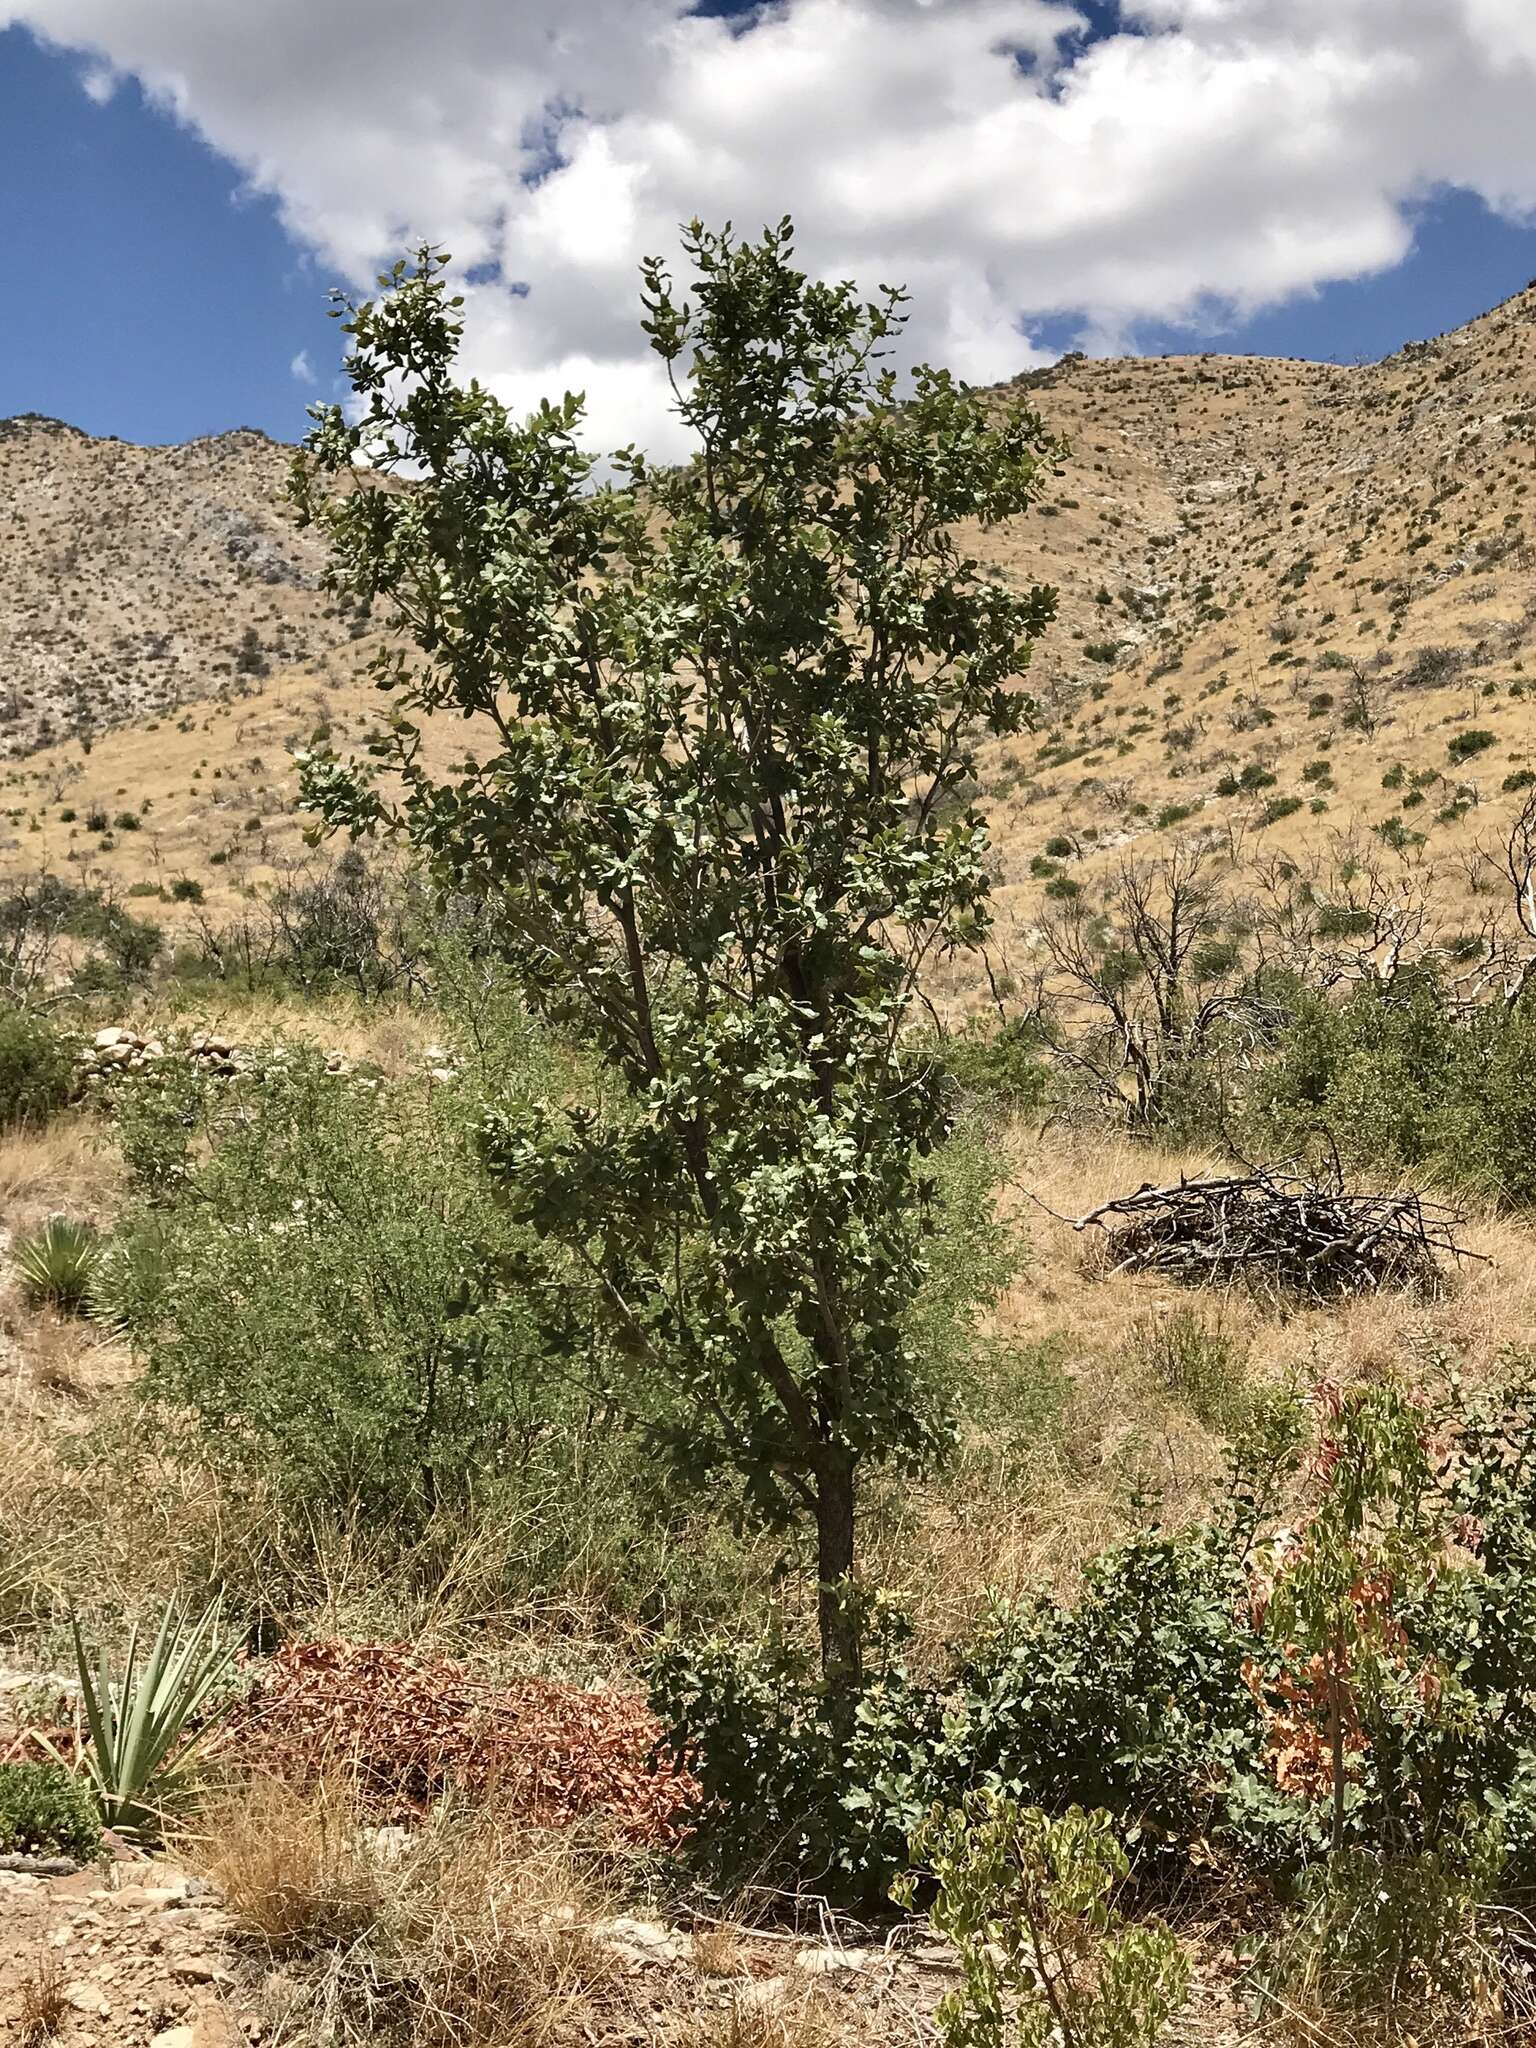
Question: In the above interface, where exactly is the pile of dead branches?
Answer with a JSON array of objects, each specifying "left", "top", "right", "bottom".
[{"left": 1070, "top": 1167, "right": 1483, "bottom": 1300}]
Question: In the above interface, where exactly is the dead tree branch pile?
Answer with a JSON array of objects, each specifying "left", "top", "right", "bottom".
[{"left": 1071, "top": 1168, "right": 1483, "bottom": 1300}]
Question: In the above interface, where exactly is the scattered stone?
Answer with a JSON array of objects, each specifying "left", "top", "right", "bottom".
[
  {"left": 114, "top": 1880, "right": 191, "bottom": 1909},
  {"left": 793, "top": 1945, "right": 873, "bottom": 1976},
  {"left": 598, "top": 1915, "right": 692, "bottom": 1966},
  {"left": 64, "top": 1977, "right": 111, "bottom": 2014},
  {"left": 171, "top": 1956, "right": 236, "bottom": 1986}
]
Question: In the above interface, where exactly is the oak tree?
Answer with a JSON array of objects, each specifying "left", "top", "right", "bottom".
[{"left": 291, "top": 220, "right": 1057, "bottom": 1689}]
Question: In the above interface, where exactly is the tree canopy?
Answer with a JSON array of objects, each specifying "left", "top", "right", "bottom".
[{"left": 291, "top": 217, "right": 1059, "bottom": 1688}]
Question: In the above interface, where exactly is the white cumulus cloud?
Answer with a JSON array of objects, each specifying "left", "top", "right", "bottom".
[
  {"left": 7, "top": 0, "right": 1536, "bottom": 450},
  {"left": 288, "top": 347, "right": 315, "bottom": 385}
]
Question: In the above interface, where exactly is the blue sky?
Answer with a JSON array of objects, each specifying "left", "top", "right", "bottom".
[
  {"left": 0, "top": 27, "right": 337, "bottom": 442},
  {"left": 4, "top": 5, "right": 1536, "bottom": 448}
]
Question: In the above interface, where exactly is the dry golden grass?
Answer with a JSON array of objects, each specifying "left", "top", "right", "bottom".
[
  {"left": 0, "top": 1117, "right": 121, "bottom": 1229},
  {"left": 15, "top": 1955, "right": 67, "bottom": 2046},
  {"left": 194, "top": 1773, "right": 392, "bottom": 1951},
  {"left": 865, "top": 1120, "right": 1536, "bottom": 1651},
  {"left": 198, "top": 1784, "right": 627, "bottom": 2048},
  {"left": 676, "top": 1990, "right": 848, "bottom": 2048}
]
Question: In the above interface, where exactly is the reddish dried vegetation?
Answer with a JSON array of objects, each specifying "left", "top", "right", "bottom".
[{"left": 217, "top": 1639, "right": 697, "bottom": 1845}]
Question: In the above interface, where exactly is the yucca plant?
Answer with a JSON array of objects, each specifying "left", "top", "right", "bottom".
[
  {"left": 69, "top": 1600, "right": 235, "bottom": 1841},
  {"left": 14, "top": 1216, "right": 100, "bottom": 1314}
]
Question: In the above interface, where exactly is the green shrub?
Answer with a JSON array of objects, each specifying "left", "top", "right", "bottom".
[
  {"left": 1256, "top": 1830, "right": 1503, "bottom": 2025},
  {"left": 14, "top": 1217, "right": 100, "bottom": 1313},
  {"left": 1247, "top": 972, "right": 1536, "bottom": 1208},
  {"left": 0, "top": 1761, "right": 100, "bottom": 1859},
  {"left": 900, "top": 1796, "right": 1189, "bottom": 2048},
  {"left": 102, "top": 1053, "right": 559, "bottom": 1519},
  {"left": 1314, "top": 904, "right": 1374, "bottom": 939},
  {"left": 941, "top": 1022, "right": 1054, "bottom": 1112},
  {"left": 1244, "top": 971, "right": 1460, "bottom": 1173},
  {"left": 1, "top": 877, "right": 164, "bottom": 985},
  {"left": 1431, "top": 997, "right": 1536, "bottom": 1206},
  {"left": 1446, "top": 727, "right": 1496, "bottom": 763},
  {"left": 659, "top": 1369, "right": 1536, "bottom": 1915},
  {"left": 0, "top": 1007, "right": 73, "bottom": 1128},
  {"left": 1259, "top": 794, "right": 1304, "bottom": 825},
  {"left": 1131, "top": 1305, "right": 1246, "bottom": 1426},
  {"left": 652, "top": 1599, "right": 945, "bottom": 1902},
  {"left": 655, "top": 1525, "right": 1273, "bottom": 1901}
]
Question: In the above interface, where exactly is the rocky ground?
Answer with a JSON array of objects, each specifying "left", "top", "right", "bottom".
[{"left": 1, "top": 1857, "right": 244, "bottom": 2048}]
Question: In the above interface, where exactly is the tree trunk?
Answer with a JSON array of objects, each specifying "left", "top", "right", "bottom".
[{"left": 814, "top": 1450, "right": 862, "bottom": 1702}]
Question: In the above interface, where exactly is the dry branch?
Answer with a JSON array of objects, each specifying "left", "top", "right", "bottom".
[{"left": 1068, "top": 1166, "right": 1484, "bottom": 1300}]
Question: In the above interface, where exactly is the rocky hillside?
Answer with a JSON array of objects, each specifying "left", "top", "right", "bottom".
[
  {"left": 1, "top": 283, "right": 1533, "bottom": 955},
  {"left": 0, "top": 416, "right": 361, "bottom": 756}
]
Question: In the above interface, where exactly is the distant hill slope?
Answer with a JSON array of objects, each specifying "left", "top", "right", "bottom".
[
  {"left": 1, "top": 283, "right": 1534, "bottom": 983},
  {"left": 0, "top": 416, "right": 361, "bottom": 756}
]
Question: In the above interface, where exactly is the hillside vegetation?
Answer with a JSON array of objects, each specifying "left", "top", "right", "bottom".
[
  {"left": 3, "top": 284, "right": 1535, "bottom": 974},
  {"left": 3, "top": 244, "right": 1536, "bottom": 2048}
]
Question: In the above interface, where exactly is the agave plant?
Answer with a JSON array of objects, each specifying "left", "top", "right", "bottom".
[
  {"left": 14, "top": 1216, "right": 100, "bottom": 1314},
  {"left": 70, "top": 1600, "right": 235, "bottom": 1840}
]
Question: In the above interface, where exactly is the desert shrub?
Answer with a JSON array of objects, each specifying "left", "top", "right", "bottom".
[
  {"left": 102, "top": 1052, "right": 562, "bottom": 1520},
  {"left": 14, "top": 1218, "right": 100, "bottom": 1314},
  {"left": 0, "top": 877, "right": 165, "bottom": 985},
  {"left": 1447, "top": 727, "right": 1497, "bottom": 763},
  {"left": 1314, "top": 903, "right": 1374, "bottom": 939},
  {"left": 956, "top": 1528, "right": 1276, "bottom": 1862},
  {"left": 0, "top": 1761, "right": 100, "bottom": 1859},
  {"left": 181, "top": 850, "right": 433, "bottom": 1000},
  {"left": 1244, "top": 970, "right": 1461, "bottom": 1172},
  {"left": 1256, "top": 1827, "right": 1504, "bottom": 2027},
  {"left": 651, "top": 1599, "right": 949, "bottom": 1902},
  {"left": 940, "top": 1019, "right": 1055, "bottom": 1113},
  {"left": 656, "top": 1526, "right": 1274, "bottom": 1902},
  {"left": 902, "top": 1109, "right": 1027, "bottom": 1411},
  {"left": 662, "top": 1373, "right": 1536, "bottom": 1908},
  {"left": 0, "top": 1007, "right": 73, "bottom": 1128},
  {"left": 1401, "top": 645, "right": 1464, "bottom": 689},
  {"left": 900, "top": 1796, "right": 1188, "bottom": 2048},
  {"left": 1247, "top": 974, "right": 1536, "bottom": 1207},
  {"left": 1130, "top": 1305, "right": 1246, "bottom": 1426},
  {"left": 1430, "top": 996, "right": 1536, "bottom": 1206}
]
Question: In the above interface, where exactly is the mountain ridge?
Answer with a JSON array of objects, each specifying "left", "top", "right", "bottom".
[{"left": 1, "top": 283, "right": 1534, "bottom": 985}]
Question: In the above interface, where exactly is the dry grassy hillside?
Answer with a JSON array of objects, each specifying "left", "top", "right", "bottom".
[
  {"left": 1, "top": 282, "right": 1533, "bottom": 967},
  {"left": 7, "top": 291, "right": 1536, "bottom": 2048},
  {"left": 0, "top": 415, "right": 362, "bottom": 757}
]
